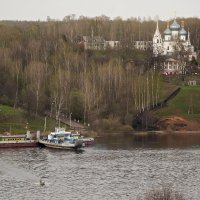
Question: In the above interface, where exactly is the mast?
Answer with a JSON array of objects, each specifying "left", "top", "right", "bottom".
[{"left": 43, "top": 116, "right": 47, "bottom": 133}]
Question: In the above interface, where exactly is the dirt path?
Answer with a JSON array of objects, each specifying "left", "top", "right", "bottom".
[{"left": 45, "top": 111, "right": 88, "bottom": 132}]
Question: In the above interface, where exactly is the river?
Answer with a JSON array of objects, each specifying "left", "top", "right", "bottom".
[{"left": 0, "top": 134, "right": 200, "bottom": 200}]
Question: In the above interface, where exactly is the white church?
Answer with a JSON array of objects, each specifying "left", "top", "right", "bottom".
[
  {"left": 153, "top": 19, "right": 196, "bottom": 59},
  {"left": 153, "top": 19, "right": 196, "bottom": 75}
]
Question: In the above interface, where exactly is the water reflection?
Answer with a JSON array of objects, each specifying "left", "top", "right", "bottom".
[{"left": 95, "top": 133, "right": 200, "bottom": 149}]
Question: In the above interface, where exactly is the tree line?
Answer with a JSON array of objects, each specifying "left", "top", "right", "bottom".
[{"left": 0, "top": 17, "right": 199, "bottom": 129}]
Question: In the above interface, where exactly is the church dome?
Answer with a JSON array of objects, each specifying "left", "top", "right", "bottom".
[
  {"left": 179, "top": 27, "right": 187, "bottom": 35},
  {"left": 164, "top": 28, "right": 172, "bottom": 35},
  {"left": 170, "top": 20, "right": 181, "bottom": 30}
]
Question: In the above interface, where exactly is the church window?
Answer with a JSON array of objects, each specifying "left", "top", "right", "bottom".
[
  {"left": 157, "top": 39, "right": 159, "bottom": 43},
  {"left": 167, "top": 46, "right": 169, "bottom": 50}
]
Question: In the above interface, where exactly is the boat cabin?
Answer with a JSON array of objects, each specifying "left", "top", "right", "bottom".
[
  {"left": 0, "top": 134, "right": 26, "bottom": 141},
  {"left": 47, "top": 128, "right": 81, "bottom": 143}
]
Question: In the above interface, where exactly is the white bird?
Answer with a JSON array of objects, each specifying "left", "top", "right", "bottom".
[{"left": 40, "top": 179, "right": 45, "bottom": 186}]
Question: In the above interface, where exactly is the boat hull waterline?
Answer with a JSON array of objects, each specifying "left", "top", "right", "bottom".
[
  {"left": 0, "top": 140, "right": 38, "bottom": 148},
  {"left": 39, "top": 139, "right": 83, "bottom": 150}
]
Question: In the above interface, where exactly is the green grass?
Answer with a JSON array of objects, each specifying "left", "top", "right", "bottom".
[
  {"left": 159, "top": 82, "right": 179, "bottom": 101},
  {"left": 155, "top": 85, "right": 200, "bottom": 122},
  {"left": 0, "top": 104, "right": 69, "bottom": 134}
]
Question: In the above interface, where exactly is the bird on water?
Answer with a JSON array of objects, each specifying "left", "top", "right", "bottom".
[{"left": 40, "top": 178, "right": 45, "bottom": 186}]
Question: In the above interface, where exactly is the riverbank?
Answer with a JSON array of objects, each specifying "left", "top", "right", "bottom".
[
  {"left": 133, "top": 130, "right": 200, "bottom": 137},
  {"left": 85, "top": 129, "right": 200, "bottom": 139},
  {"left": 155, "top": 115, "right": 200, "bottom": 132}
]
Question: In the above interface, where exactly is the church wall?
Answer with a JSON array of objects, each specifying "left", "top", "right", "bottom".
[
  {"left": 171, "top": 30, "right": 179, "bottom": 40},
  {"left": 164, "top": 35, "right": 171, "bottom": 41},
  {"left": 180, "top": 35, "right": 186, "bottom": 41}
]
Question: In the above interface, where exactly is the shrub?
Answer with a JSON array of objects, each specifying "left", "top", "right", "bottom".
[
  {"left": 119, "top": 125, "right": 133, "bottom": 132},
  {"left": 0, "top": 95, "right": 13, "bottom": 106},
  {"left": 92, "top": 117, "right": 121, "bottom": 133},
  {"left": 141, "top": 186, "right": 185, "bottom": 200}
]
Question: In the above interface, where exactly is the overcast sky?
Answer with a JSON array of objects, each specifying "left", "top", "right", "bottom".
[{"left": 0, "top": 0, "right": 199, "bottom": 21}]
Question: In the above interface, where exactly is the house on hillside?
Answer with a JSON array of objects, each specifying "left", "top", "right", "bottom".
[
  {"left": 160, "top": 58, "right": 186, "bottom": 75},
  {"left": 75, "top": 35, "right": 120, "bottom": 50},
  {"left": 106, "top": 41, "right": 120, "bottom": 49},
  {"left": 82, "top": 36, "right": 107, "bottom": 50},
  {"left": 188, "top": 80, "right": 197, "bottom": 86},
  {"left": 133, "top": 41, "right": 153, "bottom": 51}
]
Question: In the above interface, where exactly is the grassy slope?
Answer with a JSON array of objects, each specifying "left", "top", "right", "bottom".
[
  {"left": 1, "top": 84, "right": 200, "bottom": 133},
  {"left": 0, "top": 104, "right": 69, "bottom": 134},
  {"left": 154, "top": 85, "right": 200, "bottom": 123}
]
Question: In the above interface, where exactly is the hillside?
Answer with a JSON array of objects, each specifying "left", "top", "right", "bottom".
[
  {"left": 154, "top": 85, "right": 200, "bottom": 131},
  {"left": 1, "top": 19, "right": 200, "bottom": 129},
  {"left": 1, "top": 85, "right": 200, "bottom": 134},
  {"left": 0, "top": 104, "right": 66, "bottom": 134}
]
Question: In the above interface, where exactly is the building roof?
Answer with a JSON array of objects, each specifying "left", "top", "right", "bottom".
[
  {"left": 83, "top": 36, "right": 105, "bottom": 43},
  {"left": 165, "top": 58, "right": 177, "bottom": 62},
  {"left": 164, "top": 27, "right": 172, "bottom": 35},
  {"left": 154, "top": 21, "right": 162, "bottom": 37},
  {"left": 179, "top": 27, "right": 187, "bottom": 35},
  {"left": 170, "top": 19, "right": 181, "bottom": 30}
]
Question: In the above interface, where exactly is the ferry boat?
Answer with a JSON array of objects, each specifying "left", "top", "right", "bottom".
[
  {"left": 0, "top": 132, "right": 38, "bottom": 148},
  {"left": 39, "top": 128, "right": 84, "bottom": 150},
  {"left": 70, "top": 130, "right": 95, "bottom": 147}
]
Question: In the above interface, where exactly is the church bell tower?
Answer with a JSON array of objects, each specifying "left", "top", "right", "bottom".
[{"left": 153, "top": 21, "right": 163, "bottom": 56}]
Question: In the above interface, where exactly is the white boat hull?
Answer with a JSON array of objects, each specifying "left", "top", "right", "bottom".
[{"left": 39, "top": 139, "right": 83, "bottom": 150}]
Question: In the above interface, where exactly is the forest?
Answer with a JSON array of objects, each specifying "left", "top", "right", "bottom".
[{"left": 0, "top": 16, "right": 200, "bottom": 131}]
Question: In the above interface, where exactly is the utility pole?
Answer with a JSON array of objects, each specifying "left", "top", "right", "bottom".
[{"left": 69, "top": 112, "right": 72, "bottom": 128}]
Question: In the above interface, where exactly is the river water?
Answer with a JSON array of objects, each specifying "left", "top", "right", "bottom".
[{"left": 1, "top": 134, "right": 200, "bottom": 200}]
